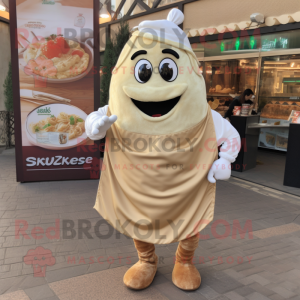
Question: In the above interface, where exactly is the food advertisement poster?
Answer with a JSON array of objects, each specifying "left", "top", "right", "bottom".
[{"left": 9, "top": 0, "right": 100, "bottom": 182}]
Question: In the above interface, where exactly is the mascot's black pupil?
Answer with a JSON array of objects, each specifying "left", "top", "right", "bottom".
[
  {"left": 138, "top": 64, "right": 152, "bottom": 82},
  {"left": 159, "top": 63, "right": 173, "bottom": 81}
]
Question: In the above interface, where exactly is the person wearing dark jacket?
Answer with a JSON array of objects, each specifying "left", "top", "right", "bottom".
[{"left": 224, "top": 89, "right": 254, "bottom": 121}]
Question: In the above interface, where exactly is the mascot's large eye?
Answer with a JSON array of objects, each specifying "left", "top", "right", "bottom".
[
  {"left": 159, "top": 58, "right": 178, "bottom": 82},
  {"left": 134, "top": 59, "right": 153, "bottom": 83}
]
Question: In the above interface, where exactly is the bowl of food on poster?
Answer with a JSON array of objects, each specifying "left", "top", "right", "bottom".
[
  {"left": 19, "top": 33, "right": 94, "bottom": 83},
  {"left": 26, "top": 103, "right": 89, "bottom": 150}
]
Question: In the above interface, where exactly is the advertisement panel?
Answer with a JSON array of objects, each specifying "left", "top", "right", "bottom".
[
  {"left": 9, "top": 0, "right": 100, "bottom": 182},
  {"left": 258, "top": 117, "right": 290, "bottom": 152}
]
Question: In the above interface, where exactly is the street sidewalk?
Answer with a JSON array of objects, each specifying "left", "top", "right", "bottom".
[{"left": 0, "top": 148, "right": 300, "bottom": 300}]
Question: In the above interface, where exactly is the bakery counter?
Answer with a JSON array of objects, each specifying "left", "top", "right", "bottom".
[
  {"left": 246, "top": 122, "right": 289, "bottom": 150},
  {"left": 262, "top": 95, "right": 300, "bottom": 98},
  {"left": 231, "top": 115, "right": 298, "bottom": 179},
  {"left": 248, "top": 123, "right": 289, "bottom": 128},
  {"left": 257, "top": 116, "right": 291, "bottom": 152},
  {"left": 247, "top": 123, "right": 289, "bottom": 129}
]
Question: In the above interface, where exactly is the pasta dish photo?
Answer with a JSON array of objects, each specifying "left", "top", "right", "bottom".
[
  {"left": 20, "top": 34, "right": 93, "bottom": 81},
  {"left": 25, "top": 103, "right": 89, "bottom": 150},
  {"left": 30, "top": 112, "right": 85, "bottom": 140}
]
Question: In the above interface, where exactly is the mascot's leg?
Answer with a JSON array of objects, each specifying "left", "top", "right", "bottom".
[
  {"left": 172, "top": 234, "right": 201, "bottom": 291},
  {"left": 123, "top": 239, "right": 158, "bottom": 290}
]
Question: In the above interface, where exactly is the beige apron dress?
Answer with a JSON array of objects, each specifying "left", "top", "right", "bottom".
[{"left": 94, "top": 106, "right": 218, "bottom": 244}]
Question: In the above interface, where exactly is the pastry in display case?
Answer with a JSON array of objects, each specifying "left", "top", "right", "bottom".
[
  {"left": 207, "top": 97, "right": 232, "bottom": 117},
  {"left": 259, "top": 127, "right": 290, "bottom": 151},
  {"left": 276, "top": 135, "right": 288, "bottom": 150},
  {"left": 261, "top": 102, "right": 300, "bottom": 120},
  {"left": 265, "top": 132, "right": 276, "bottom": 147},
  {"left": 208, "top": 98, "right": 219, "bottom": 110}
]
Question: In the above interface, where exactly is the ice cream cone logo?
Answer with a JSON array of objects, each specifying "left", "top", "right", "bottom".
[{"left": 24, "top": 246, "right": 56, "bottom": 277}]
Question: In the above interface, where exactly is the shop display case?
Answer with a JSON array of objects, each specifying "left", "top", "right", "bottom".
[
  {"left": 258, "top": 54, "right": 300, "bottom": 151},
  {"left": 204, "top": 58, "right": 258, "bottom": 116}
]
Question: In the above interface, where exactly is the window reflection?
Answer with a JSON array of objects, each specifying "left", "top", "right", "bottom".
[
  {"left": 259, "top": 54, "right": 300, "bottom": 113},
  {"left": 204, "top": 58, "right": 258, "bottom": 117}
]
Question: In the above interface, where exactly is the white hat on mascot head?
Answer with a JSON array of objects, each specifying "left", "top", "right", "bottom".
[{"left": 116, "top": 8, "right": 200, "bottom": 74}]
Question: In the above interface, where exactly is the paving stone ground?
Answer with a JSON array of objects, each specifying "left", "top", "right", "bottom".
[{"left": 0, "top": 148, "right": 300, "bottom": 300}]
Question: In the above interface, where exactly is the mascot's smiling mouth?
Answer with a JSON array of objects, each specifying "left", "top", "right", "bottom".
[
  {"left": 131, "top": 97, "right": 181, "bottom": 117},
  {"left": 123, "top": 84, "right": 187, "bottom": 118}
]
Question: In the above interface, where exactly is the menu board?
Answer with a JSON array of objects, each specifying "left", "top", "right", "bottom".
[{"left": 9, "top": 0, "right": 100, "bottom": 182}]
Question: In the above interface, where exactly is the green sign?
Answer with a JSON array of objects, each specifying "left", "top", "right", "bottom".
[
  {"left": 220, "top": 36, "right": 288, "bottom": 52},
  {"left": 262, "top": 37, "right": 288, "bottom": 50}
]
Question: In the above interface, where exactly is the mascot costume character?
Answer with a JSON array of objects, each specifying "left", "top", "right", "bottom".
[{"left": 86, "top": 9, "right": 240, "bottom": 291}]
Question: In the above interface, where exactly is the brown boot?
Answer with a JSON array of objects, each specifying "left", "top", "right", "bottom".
[
  {"left": 172, "top": 234, "right": 201, "bottom": 291},
  {"left": 123, "top": 239, "right": 158, "bottom": 290}
]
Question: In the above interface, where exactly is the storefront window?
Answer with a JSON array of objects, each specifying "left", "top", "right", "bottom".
[
  {"left": 258, "top": 54, "right": 300, "bottom": 115},
  {"left": 205, "top": 58, "right": 258, "bottom": 95},
  {"left": 204, "top": 58, "right": 258, "bottom": 116},
  {"left": 256, "top": 54, "right": 300, "bottom": 152}
]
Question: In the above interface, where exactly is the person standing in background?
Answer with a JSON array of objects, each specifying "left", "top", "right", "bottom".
[{"left": 224, "top": 89, "right": 255, "bottom": 121}]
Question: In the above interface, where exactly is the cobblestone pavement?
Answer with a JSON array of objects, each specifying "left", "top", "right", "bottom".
[{"left": 0, "top": 148, "right": 300, "bottom": 300}]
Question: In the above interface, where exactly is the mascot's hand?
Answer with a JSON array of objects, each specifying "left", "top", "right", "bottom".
[
  {"left": 207, "top": 157, "right": 231, "bottom": 183},
  {"left": 91, "top": 115, "right": 118, "bottom": 135}
]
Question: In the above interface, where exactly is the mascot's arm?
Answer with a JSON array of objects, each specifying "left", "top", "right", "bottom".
[
  {"left": 85, "top": 105, "right": 117, "bottom": 140},
  {"left": 207, "top": 110, "right": 241, "bottom": 183}
]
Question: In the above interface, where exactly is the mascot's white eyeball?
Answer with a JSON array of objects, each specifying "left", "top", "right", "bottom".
[
  {"left": 159, "top": 58, "right": 178, "bottom": 82},
  {"left": 167, "top": 8, "right": 184, "bottom": 26},
  {"left": 134, "top": 59, "right": 153, "bottom": 83}
]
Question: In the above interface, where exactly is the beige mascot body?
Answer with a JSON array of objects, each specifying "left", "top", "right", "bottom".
[{"left": 86, "top": 9, "right": 241, "bottom": 291}]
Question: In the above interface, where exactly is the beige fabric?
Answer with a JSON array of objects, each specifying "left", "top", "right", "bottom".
[{"left": 94, "top": 106, "right": 218, "bottom": 244}]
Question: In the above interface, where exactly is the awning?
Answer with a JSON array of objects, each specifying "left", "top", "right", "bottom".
[{"left": 185, "top": 11, "right": 300, "bottom": 37}]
